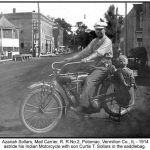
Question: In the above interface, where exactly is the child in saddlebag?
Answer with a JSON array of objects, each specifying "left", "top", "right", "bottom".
[
  {"left": 113, "top": 55, "right": 137, "bottom": 107},
  {"left": 116, "top": 55, "right": 137, "bottom": 89}
]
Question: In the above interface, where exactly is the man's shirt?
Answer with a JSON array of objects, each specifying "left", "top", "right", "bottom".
[{"left": 77, "top": 35, "right": 113, "bottom": 66}]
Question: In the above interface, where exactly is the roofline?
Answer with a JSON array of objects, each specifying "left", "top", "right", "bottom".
[
  {"left": 0, "top": 15, "right": 20, "bottom": 29},
  {"left": 5, "top": 11, "right": 54, "bottom": 23},
  {"left": 0, "top": 27, "right": 19, "bottom": 29}
]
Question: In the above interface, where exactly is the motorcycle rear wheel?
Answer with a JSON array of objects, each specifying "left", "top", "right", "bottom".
[
  {"left": 102, "top": 83, "right": 135, "bottom": 117},
  {"left": 20, "top": 88, "right": 64, "bottom": 133}
]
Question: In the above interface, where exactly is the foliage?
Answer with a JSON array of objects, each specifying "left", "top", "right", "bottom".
[
  {"left": 73, "top": 22, "right": 98, "bottom": 51},
  {"left": 54, "top": 18, "right": 72, "bottom": 47},
  {"left": 104, "top": 5, "right": 124, "bottom": 44},
  {"left": 75, "top": 22, "right": 88, "bottom": 49},
  {"left": 52, "top": 5, "right": 124, "bottom": 52},
  {"left": 129, "top": 47, "right": 147, "bottom": 60}
]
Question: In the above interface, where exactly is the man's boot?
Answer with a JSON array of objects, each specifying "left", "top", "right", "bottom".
[{"left": 70, "top": 106, "right": 89, "bottom": 114}]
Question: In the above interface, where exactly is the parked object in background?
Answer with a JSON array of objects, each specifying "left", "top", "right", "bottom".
[
  {"left": 58, "top": 46, "right": 65, "bottom": 54},
  {"left": 128, "top": 47, "right": 148, "bottom": 70},
  {"left": 13, "top": 54, "right": 32, "bottom": 61},
  {"left": 40, "top": 53, "right": 57, "bottom": 57}
]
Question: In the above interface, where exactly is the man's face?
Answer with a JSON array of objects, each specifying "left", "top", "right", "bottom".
[{"left": 95, "top": 28, "right": 104, "bottom": 38}]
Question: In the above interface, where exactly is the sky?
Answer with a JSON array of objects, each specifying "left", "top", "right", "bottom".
[{"left": 0, "top": 2, "right": 140, "bottom": 30}]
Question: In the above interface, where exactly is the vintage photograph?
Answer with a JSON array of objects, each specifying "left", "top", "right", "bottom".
[{"left": 0, "top": 1, "right": 149, "bottom": 138}]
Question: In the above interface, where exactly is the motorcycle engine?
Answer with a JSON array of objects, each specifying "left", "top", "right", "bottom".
[{"left": 91, "top": 98, "right": 101, "bottom": 109}]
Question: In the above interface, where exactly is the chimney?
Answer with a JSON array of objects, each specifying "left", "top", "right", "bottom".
[{"left": 13, "top": 8, "right": 16, "bottom": 13}]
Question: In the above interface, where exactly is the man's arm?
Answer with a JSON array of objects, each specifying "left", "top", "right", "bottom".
[
  {"left": 96, "top": 39, "right": 112, "bottom": 57},
  {"left": 82, "top": 51, "right": 99, "bottom": 62},
  {"left": 82, "top": 38, "right": 112, "bottom": 62},
  {"left": 65, "top": 39, "right": 95, "bottom": 62}
]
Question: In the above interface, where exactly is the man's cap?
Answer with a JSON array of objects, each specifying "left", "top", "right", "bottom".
[{"left": 94, "top": 21, "right": 107, "bottom": 29}]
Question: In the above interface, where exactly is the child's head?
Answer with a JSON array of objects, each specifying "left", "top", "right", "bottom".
[{"left": 118, "top": 55, "right": 128, "bottom": 67}]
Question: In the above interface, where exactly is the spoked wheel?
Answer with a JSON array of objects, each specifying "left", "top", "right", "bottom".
[
  {"left": 20, "top": 88, "right": 64, "bottom": 133},
  {"left": 103, "top": 82, "right": 135, "bottom": 118}
]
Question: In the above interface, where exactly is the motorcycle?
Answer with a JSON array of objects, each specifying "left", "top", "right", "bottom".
[{"left": 20, "top": 60, "right": 136, "bottom": 134}]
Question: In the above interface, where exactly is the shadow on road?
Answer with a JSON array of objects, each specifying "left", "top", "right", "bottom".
[{"left": 0, "top": 57, "right": 150, "bottom": 137}]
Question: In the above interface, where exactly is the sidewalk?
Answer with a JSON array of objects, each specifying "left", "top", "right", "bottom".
[
  {"left": 0, "top": 59, "right": 12, "bottom": 63},
  {"left": 0, "top": 57, "right": 40, "bottom": 63}
]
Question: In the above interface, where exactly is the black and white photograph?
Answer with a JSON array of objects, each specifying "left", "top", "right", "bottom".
[{"left": 0, "top": 0, "right": 149, "bottom": 142}]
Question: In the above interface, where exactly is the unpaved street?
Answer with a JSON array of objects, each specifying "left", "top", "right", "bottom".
[{"left": 0, "top": 56, "right": 150, "bottom": 137}]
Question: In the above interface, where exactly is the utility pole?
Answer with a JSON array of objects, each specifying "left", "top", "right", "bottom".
[
  {"left": 32, "top": 20, "right": 38, "bottom": 57},
  {"left": 71, "top": 26, "right": 77, "bottom": 51},
  {"left": 125, "top": 2, "right": 128, "bottom": 56},
  {"left": 38, "top": 2, "right": 41, "bottom": 57},
  {"left": 115, "top": 7, "right": 118, "bottom": 44}
]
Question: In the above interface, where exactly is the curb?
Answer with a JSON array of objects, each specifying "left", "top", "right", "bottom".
[{"left": 0, "top": 59, "right": 12, "bottom": 63}]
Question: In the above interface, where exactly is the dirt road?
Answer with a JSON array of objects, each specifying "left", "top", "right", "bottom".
[{"left": 0, "top": 56, "right": 150, "bottom": 137}]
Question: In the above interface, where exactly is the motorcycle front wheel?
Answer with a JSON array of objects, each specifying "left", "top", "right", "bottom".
[
  {"left": 102, "top": 82, "right": 135, "bottom": 117},
  {"left": 20, "top": 88, "right": 64, "bottom": 133}
]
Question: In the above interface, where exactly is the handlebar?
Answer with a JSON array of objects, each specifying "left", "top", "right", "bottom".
[
  {"left": 52, "top": 61, "right": 64, "bottom": 71},
  {"left": 52, "top": 60, "right": 94, "bottom": 71}
]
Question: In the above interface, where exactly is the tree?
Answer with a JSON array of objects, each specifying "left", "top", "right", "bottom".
[
  {"left": 72, "top": 22, "right": 98, "bottom": 51},
  {"left": 104, "top": 5, "right": 124, "bottom": 57},
  {"left": 104, "top": 5, "right": 123, "bottom": 44},
  {"left": 54, "top": 18, "right": 72, "bottom": 47},
  {"left": 75, "top": 21, "right": 88, "bottom": 49}
]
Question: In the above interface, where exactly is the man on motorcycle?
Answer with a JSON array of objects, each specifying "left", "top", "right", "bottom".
[{"left": 64, "top": 21, "right": 113, "bottom": 114}]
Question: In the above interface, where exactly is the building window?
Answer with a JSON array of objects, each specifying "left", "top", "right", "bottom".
[
  {"left": 3, "top": 47, "right": 13, "bottom": 52},
  {"left": 139, "top": 12, "right": 143, "bottom": 29},
  {"left": 21, "top": 43, "right": 24, "bottom": 49},
  {"left": 137, "top": 38, "right": 143, "bottom": 47},
  {"left": 14, "top": 47, "right": 19, "bottom": 52},
  {"left": 3, "top": 29, "right": 12, "bottom": 38},
  {"left": 13, "top": 30, "right": 18, "bottom": 38}
]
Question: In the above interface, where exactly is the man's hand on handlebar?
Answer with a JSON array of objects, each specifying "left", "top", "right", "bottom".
[
  {"left": 64, "top": 57, "right": 94, "bottom": 63},
  {"left": 81, "top": 58, "right": 89, "bottom": 63},
  {"left": 81, "top": 58, "right": 94, "bottom": 63}
]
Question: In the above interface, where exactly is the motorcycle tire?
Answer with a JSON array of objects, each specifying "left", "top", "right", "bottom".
[
  {"left": 20, "top": 88, "right": 64, "bottom": 134},
  {"left": 102, "top": 82, "right": 135, "bottom": 117}
]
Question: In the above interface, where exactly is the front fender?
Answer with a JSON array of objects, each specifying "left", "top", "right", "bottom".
[{"left": 28, "top": 81, "right": 51, "bottom": 89}]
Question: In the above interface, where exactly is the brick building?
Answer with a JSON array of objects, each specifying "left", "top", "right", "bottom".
[
  {"left": 142, "top": 2, "right": 150, "bottom": 60},
  {"left": 120, "top": 2, "right": 150, "bottom": 60},
  {"left": 3, "top": 9, "right": 55, "bottom": 56}
]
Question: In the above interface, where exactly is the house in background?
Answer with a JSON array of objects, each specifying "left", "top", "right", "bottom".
[
  {"left": 142, "top": 2, "right": 150, "bottom": 60},
  {"left": 120, "top": 2, "right": 150, "bottom": 60},
  {"left": 0, "top": 15, "right": 19, "bottom": 59}
]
